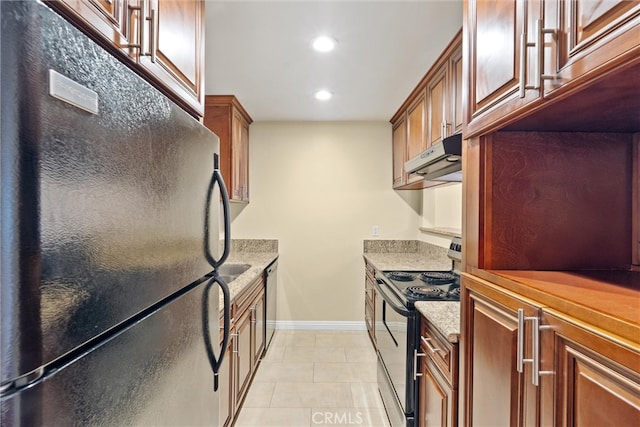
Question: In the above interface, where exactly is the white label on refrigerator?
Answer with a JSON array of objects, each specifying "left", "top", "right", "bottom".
[{"left": 49, "top": 69, "right": 98, "bottom": 114}]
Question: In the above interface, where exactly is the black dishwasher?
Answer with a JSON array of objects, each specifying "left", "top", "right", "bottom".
[{"left": 264, "top": 259, "right": 278, "bottom": 351}]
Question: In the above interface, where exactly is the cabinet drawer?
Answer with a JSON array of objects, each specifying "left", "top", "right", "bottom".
[
  {"left": 234, "top": 276, "right": 264, "bottom": 315},
  {"left": 420, "top": 321, "right": 456, "bottom": 384}
]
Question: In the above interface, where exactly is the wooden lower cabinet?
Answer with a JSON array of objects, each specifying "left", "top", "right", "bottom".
[
  {"left": 219, "top": 275, "right": 266, "bottom": 426},
  {"left": 540, "top": 310, "right": 640, "bottom": 427},
  {"left": 365, "top": 262, "right": 376, "bottom": 348},
  {"left": 417, "top": 317, "right": 459, "bottom": 427},
  {"left": 219, "top": 327, "right": 234, "bottom": 427},
  {"left": 461, "top": 273, "right": 640, "bottom": 426}
]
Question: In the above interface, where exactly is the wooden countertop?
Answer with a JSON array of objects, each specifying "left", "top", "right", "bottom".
[{"left": 470, "top": 268, "right": 640, "bottom": 343}]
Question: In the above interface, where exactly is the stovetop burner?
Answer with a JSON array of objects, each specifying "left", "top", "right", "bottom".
[
  {"left": 405, "top": 286, "right": 447, "bottom": 299},
  {"left": 382, "top": 269, "right": 461, "bottom": 303},
  {"left": 419, "top": 271, "right": 457, "bottom": 284},
  {"left": 387, "top": 271, "right": 415, "bottom": 282}
]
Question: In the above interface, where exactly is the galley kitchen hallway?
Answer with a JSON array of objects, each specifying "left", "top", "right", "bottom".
[{"left": 234, "top": 330, "right": 390, "bottom": 427}]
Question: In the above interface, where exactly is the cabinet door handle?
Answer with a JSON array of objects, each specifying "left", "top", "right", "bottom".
[
  {"left": 518, "top": 308, "right": 554, "bottom": 386},
  {"left": 531, "top": 316, "right": 554, "bottom": 386},
  {"left": 420, "top": 336, "right": 441, "bottom": 354},
  {"left": 145, "top": 7, "right": 157, "bottom": 62},
  {"left": 519, "top": 19, "right": 557, "bottom": 98},
  {"left": 124, "top": 3, "right": 144, "bottom": 51},
  {"left": 231, "top": 332, "right": 239, "bottom": 354},
  {"left": 413, "top": 349, "right": 426, "bottom": 380}
]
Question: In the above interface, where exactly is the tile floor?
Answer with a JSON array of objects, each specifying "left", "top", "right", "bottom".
[{"left": 234, "top": 330, "right": 391, "bottom": 427}]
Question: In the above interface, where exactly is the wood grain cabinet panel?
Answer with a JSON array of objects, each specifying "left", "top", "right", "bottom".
[
  {"left": 139, "top": 0, "right": 204, "bottom": 116},
  {"left": 418, "top": 316, "right": 458, "bottom": 427},
  {"left": 426, "top": 64, "right": 447, "bottom": 147},
  {"left": 543, "top": 0, "right": 640, "bottom": 97},
  {"left": 464, "top": 0, "right": 543, "bottom": 137},
  {"left": 461, "top": 274, "right": 541, "bottom": 427},
  {"left": 539, "top": 310, "right": 640, "bottom": 427},
  {"left": 392, "top": 115, "right": 407, "bottom": 187},
  {"left": 204, "top": 96, "right": 253, "bottom": 203}
]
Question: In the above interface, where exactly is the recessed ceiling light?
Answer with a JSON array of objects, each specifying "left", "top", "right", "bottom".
[
  {"left": 312, "top": 36, "right": 337, "bottom": 52},
  {"left": 314, "top": 90, "right": 333, "bottom": 101}
]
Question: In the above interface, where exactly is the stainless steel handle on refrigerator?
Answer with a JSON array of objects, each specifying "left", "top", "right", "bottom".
[{"left": 413, "top": 349, "right": 426, "bottom": 380}]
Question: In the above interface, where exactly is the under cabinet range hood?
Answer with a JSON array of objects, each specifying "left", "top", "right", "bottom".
[{"left": 405, "top": 133, "right": 462, "bottom": 182}]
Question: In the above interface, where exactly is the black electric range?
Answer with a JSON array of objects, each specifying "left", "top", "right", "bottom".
[{"left": 380, "top": 270, "right": 460, "bottom": 307}]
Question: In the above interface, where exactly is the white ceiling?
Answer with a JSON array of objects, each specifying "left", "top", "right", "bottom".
[{"left": 204, "top": 1, "right": 463, "bottom": 122}]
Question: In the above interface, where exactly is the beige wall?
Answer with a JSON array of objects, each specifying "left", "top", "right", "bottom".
[
  {"left": 229, "top": 121, "right": 421, "bottom": 323},
  {"left": 419, "top": 183, "right": 463, "bottom": 247}
]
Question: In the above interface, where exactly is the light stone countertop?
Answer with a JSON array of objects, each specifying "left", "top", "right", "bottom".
[
  {"left": 363, "top": 252, "right": 452, "bottom": 272},
  {"left": 414, "top": 301, "right": 461, "bottom": 343},
  {"left": 215, "top": 240, "right": 279, "bottom": 311}
]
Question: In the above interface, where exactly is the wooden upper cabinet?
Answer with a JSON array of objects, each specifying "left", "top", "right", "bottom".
[
  {"left": 464, "top": 0, "right": 543, "bottom": 138},
  {"left": 449, "top": 44, "right": 464, "bottom": 134},
  {"left": 392, "top": 115, "right": 408, "bottom": 188},
  {"left": 464, "top": 0, "right": 640, "bottom": 137},
  {"left": 426, "top": 64, "right": 448, "bottom": 147},
  {"left": 204, "top": 95, "right": 253, "bottom": 203},
  {"left": 407, "top": 91, "right": 427, "bottom": 160},
  {"left": 390, "top": 30, "right": 462, "bottom": 190},
  {"left": 46, "top": 0, "right": 205, "bottom": 117},
  {"left": 543, "top": 0, "right": 640, "bottom": 97},
  {"left": 138, "top": 0, "right": 204, "bottom": 116}
]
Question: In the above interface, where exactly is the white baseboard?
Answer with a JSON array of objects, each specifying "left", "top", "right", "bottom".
[{"left": 275, "top": 321, "right": 367, "bottom": 331}]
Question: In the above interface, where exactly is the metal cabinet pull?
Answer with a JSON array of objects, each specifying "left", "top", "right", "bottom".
[
  {"left": 231, "top": 332, "right": 239, "bottom": 354},
  {"left": 124, "top": 3, "right": 144, "bottom": 50},
  {"left": 519, "top": 19, "right": 557, "bottom": 98},
  {"left": 413, "top": 349, "right": 426, "bottom": 380},
  {"left": 517, "top": 308, "right": 554, "bottom": 386},
  {"left": 146, "top": 7, "right": 157, "bottom": 61},
  {"left": 420, "top": 336, "right": 441, "bottom": 354}
]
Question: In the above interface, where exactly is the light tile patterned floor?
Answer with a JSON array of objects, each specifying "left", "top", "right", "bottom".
[{"left": 234, "top": 330, "right": 391, "bottom": 427}]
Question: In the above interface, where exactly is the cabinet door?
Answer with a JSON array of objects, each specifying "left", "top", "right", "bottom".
[
  {"left": 419, "top": 356, "right": 455, "bottom": 427},
  {"left": 140, "top": 0, "right": 204, "bottom": 116},
  {"left": 230, "top": 109, "right": 249, "bottom": 202},
  {"left": 465, "top": 0, "right": 542, "bottom": 137},
  {"left": 539, "top": 310, "right": 640, "bottom": 426},
  {"left": 252, "top": 292, "right": 265, "bottom": 365},
  {"left": 427, "top": 64, "right": 448, "bottom": 146},
  {"left": 234, "top": 307, "right": 253, "bottom": 409},
  {"left": 449, "top": 44, "right": 464, "bottom": 134},
  {"left": 392, "top": 116, "right": 408, "bottom": 188},
  {"left": 461, "top": 274, "right": 540, "bottom": 426},
  {"left": 219, "top": 330, "right": 234, "bottom": 427},
  {"left": 407, "top": 91, "right": 427, "bottom": 160},
  {"left": 543, "top": 0, "right": 640, "bottom": 96}
]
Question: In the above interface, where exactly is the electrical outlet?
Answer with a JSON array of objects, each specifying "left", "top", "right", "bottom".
[{"left": 372, "top": 225, "right": 380, "bottom": 237}]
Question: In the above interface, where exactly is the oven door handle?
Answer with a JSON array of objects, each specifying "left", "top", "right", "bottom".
[{"left": 375, "top": 279, "right": 411, "bottom": 317}]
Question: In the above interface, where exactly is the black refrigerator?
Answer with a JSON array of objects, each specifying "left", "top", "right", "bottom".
[{"left": 1, "top": 1, "right": 232, "bottom": 425}]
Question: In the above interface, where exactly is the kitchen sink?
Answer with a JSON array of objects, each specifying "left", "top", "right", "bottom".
[{"left": 215, "top": 263, "right": 251, "bottom": 283}]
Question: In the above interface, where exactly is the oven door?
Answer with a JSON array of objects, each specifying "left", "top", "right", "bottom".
[{"left": 374, "top": 278, "right": 415, "bottom": 426}]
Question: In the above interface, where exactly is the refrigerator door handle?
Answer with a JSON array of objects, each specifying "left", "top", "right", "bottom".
[
  {"left": 205, "top": 153, "right": 231, "bottom": 269},
  {"left": 202, "top": 273, "right": 231, "bottom": 391}
]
